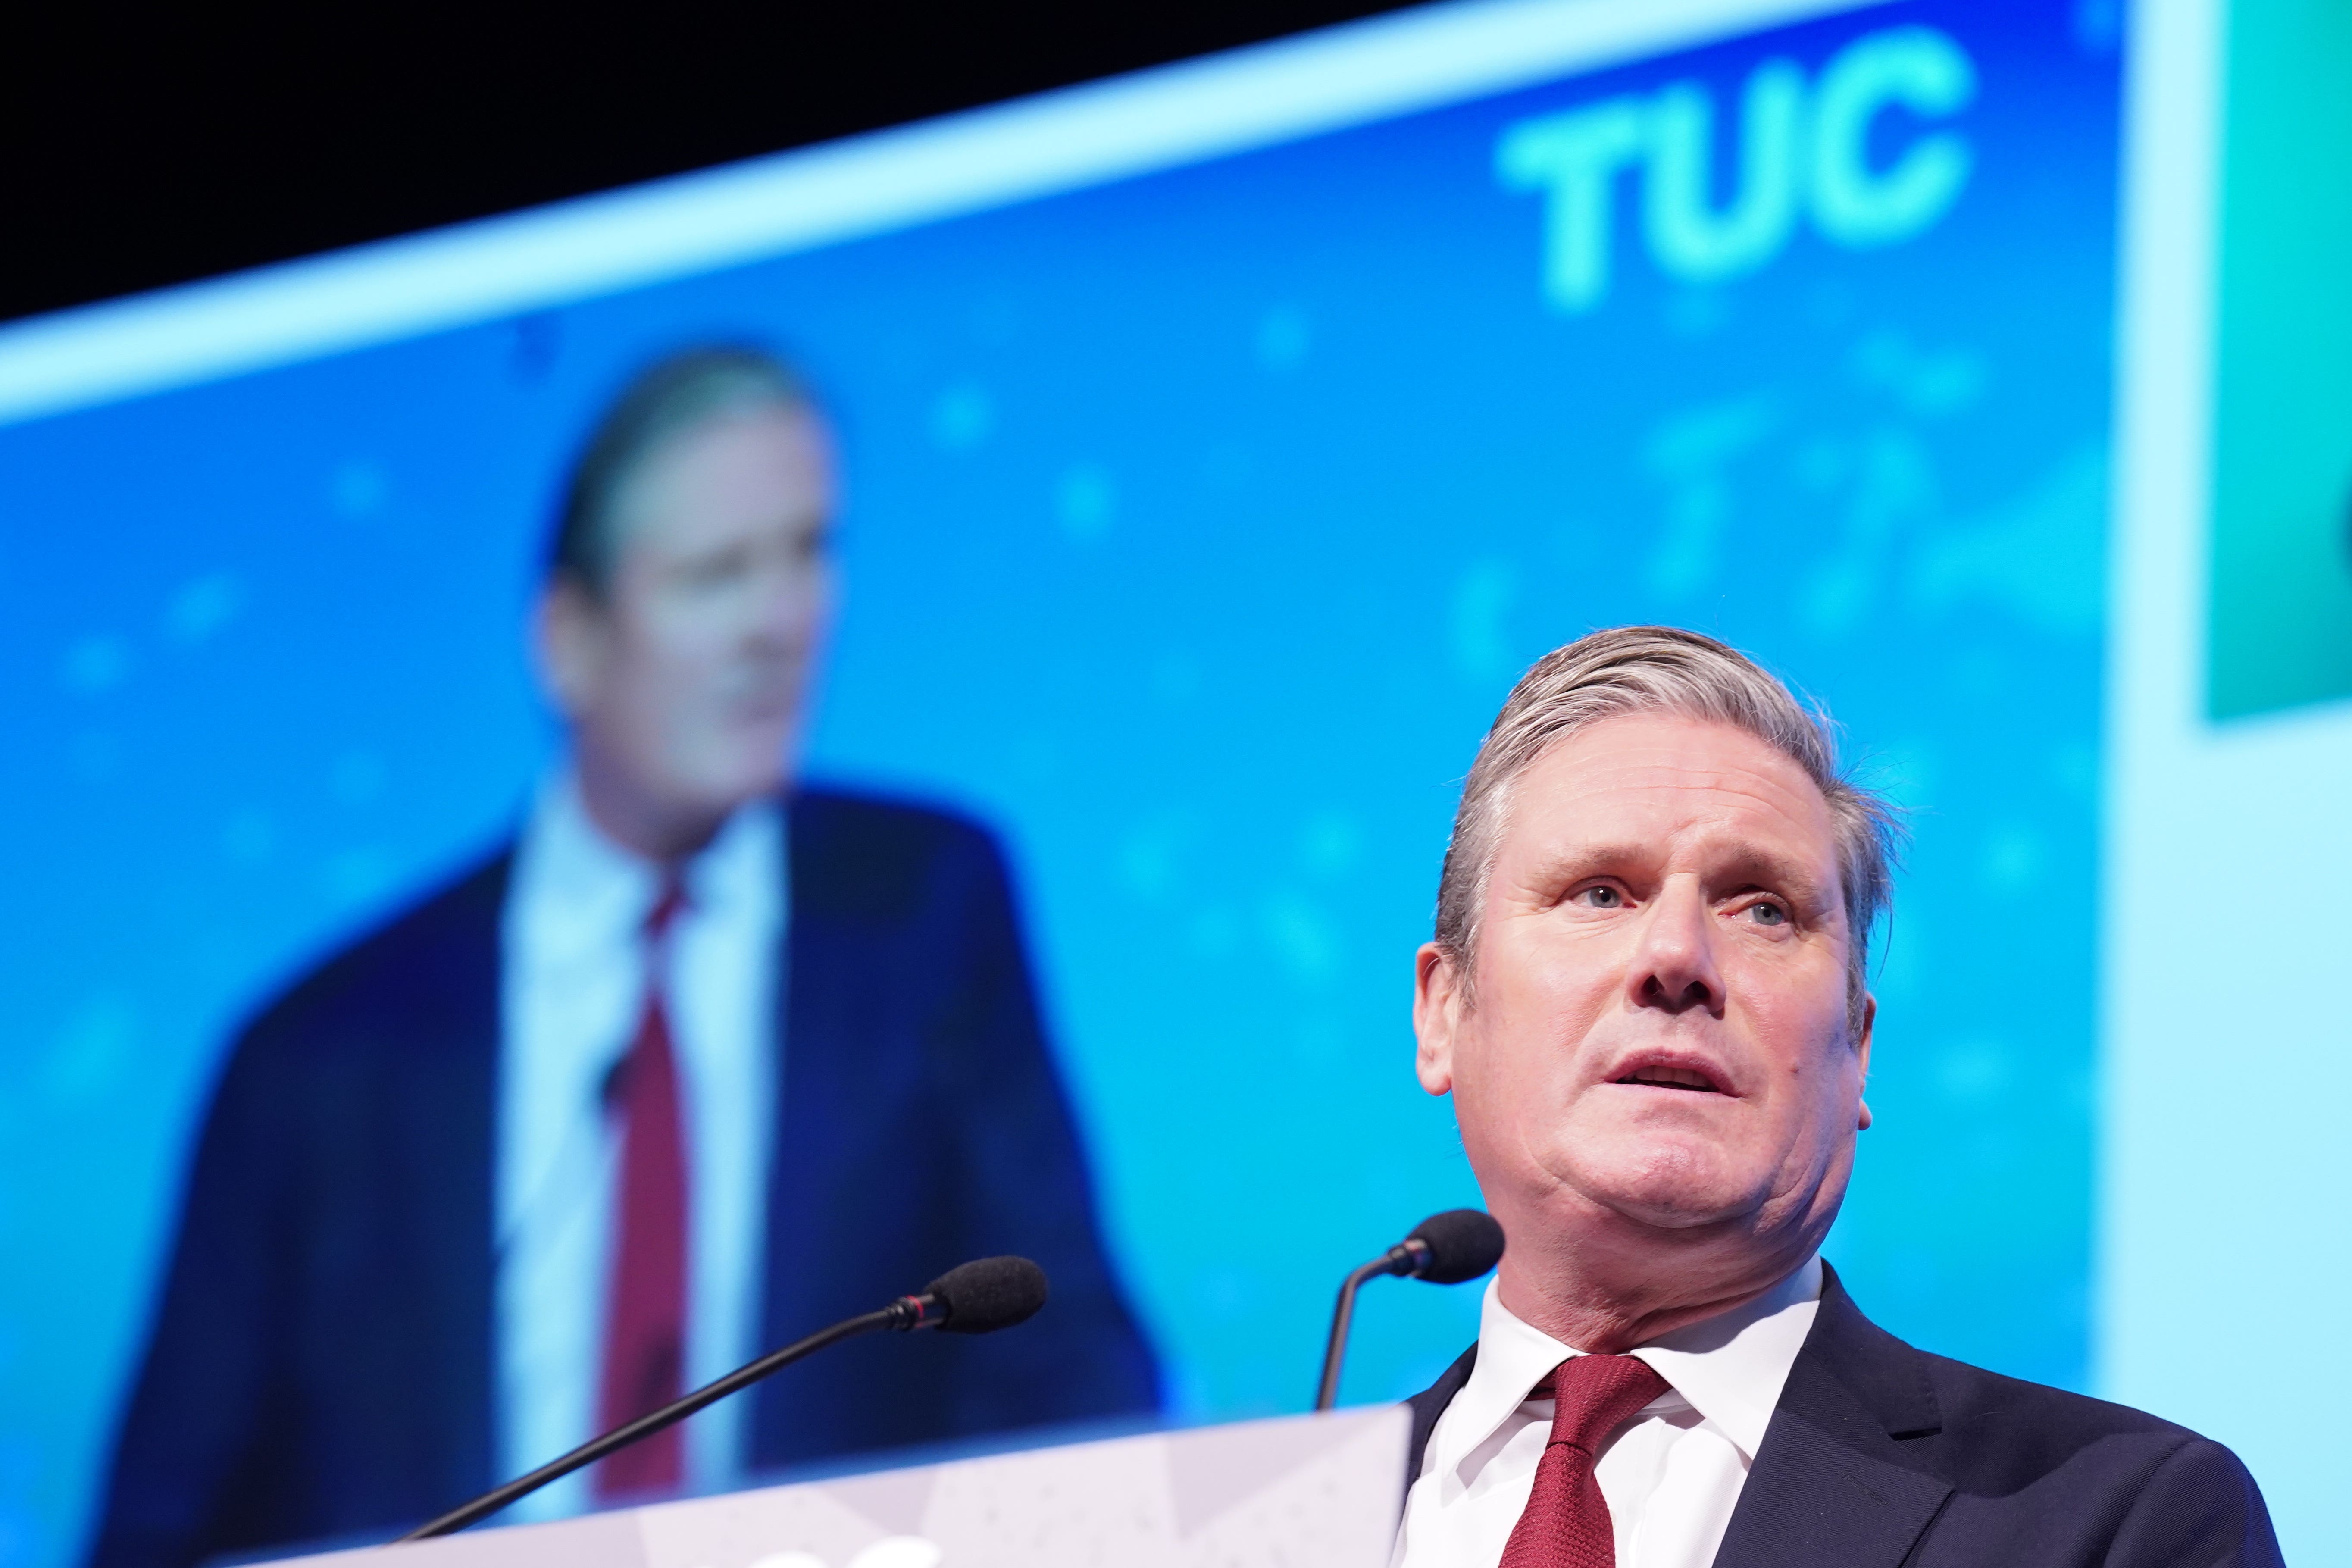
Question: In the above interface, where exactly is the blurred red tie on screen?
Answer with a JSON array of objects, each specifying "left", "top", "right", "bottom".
[{"left": 594, "top": 876, "right": 692, "bottom": 1500}]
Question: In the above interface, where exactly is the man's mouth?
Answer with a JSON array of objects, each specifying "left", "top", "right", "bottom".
[{"left": 1612, "top": 1063, "right": 1729, "bottom": 1093}]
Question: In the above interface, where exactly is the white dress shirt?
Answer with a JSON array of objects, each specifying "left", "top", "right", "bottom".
[
  {"left": 1395, "top": 1257, "right": 1823, "bottom": 1568},
  {"left": 495, "top": 774, "right": 785, "bottom": 1518}
]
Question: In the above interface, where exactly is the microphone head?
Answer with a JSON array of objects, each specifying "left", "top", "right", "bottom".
[
  {"left": 925, "top": 1256, "right": 1050, "bottom": 1334},
  {"left": 1406, "top": 1210, "right": 1506, "bottom": 1284}
]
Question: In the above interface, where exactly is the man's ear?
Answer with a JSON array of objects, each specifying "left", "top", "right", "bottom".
[
  {"left": 533, "top": 578, "right": 606, "bottom": 723},
  {"left": 1414, "top": 942, "right": 1466, "bottom": 1096},
  {"left": 1855, "top": 991, "right": 1877, "bottom": 1131}
]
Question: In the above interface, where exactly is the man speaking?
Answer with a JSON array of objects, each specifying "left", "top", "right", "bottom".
[{"left": 1398, "top": 628, "right": 2278, "bottom": 1568}]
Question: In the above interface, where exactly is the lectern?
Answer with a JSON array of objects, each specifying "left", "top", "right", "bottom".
[{"left": 279, "top": 1405, "right": 1407, "bottom": 1568}]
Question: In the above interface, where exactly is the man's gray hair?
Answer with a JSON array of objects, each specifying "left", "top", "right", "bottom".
[
  {"left": 549, "top": 345, "right": 812, "bottom": 598},
  {"left": 1434, "top": 626, "right": 1901, "bottom": 1030}
]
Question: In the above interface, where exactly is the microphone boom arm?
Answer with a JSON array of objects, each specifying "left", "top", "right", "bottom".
[
  {"left": 1314, "top": 1238, "right": 1437, "bottom": 1412},
  {"left": 401, "top": 1294, "right": 936, "bottom": 1541},
  {"left": 400, "top": 1256, "right": 1044, "bottom": 1542},
  {"left": 1313, "top": 1213, "right": 1501, "bottom": 1412}
]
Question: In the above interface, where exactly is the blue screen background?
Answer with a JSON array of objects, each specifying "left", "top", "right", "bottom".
[{"left": 0, "top": 4, "right": 2119, "bottom": 1563}]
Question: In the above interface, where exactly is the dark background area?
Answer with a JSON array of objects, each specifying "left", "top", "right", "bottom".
[{"left": 0, "top": 0, "right": 1409, "bottom": 326}]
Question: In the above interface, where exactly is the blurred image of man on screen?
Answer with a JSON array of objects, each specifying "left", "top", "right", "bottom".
[
  {"left": 1394, "top": 628, "right": 2279, "bottom": 1568},
  {"left": 88, "top": 348, "right": 1158, "bottom": 1568}
]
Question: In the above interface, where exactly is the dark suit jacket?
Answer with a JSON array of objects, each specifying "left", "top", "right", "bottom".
[
  {"left": 88, "top": 788, "right": 1160, "bottom": 1568},
  {"left": 1403, "top": 1266, "right": 2280, "bottom": 1567}
]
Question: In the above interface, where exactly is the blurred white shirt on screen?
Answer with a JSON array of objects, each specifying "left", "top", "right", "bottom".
[{"left": 494, "top": 773, "right": 783, "bottom": 1519}]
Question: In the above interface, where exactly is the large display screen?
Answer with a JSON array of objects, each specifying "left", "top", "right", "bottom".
[{"left": 0, "top": 1, "right": 2161, "bottom": 1564}]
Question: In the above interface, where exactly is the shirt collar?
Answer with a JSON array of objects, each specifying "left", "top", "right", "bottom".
[
  {"left": 686, "top": 789, "right": 784, "bottom": 919},
  {"left": 1432, "top": 1255, "right": 1822, "bottom": 1486},
  {"left": 1632, "top": 1255, "right": 1821, "bottom": 1458},
  {"left": 511, "top": 770, "right": 782, "bottom": 959}
]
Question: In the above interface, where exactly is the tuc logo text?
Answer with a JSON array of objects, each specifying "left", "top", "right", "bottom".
[{"left": 1497, "top": 26, "right": 1977, "bottom": 313}]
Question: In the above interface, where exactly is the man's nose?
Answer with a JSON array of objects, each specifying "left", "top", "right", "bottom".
[
  {"left": 748, "top": 564, "right": 824, "bottom": 648},
  {"left": 1625, "top": 876, "right": 1725, "bottom": 1018}
]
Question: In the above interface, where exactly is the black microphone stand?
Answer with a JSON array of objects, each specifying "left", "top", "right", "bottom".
[
  {"left": 1313, "top": 1212, "right": 1501, "bottom": 1411},
  {"left": 402, "top": 1297, "right": 925, "bottom": 1541},
  {"left": 1314, "top": 1237, "right": 1437, "bottom": 1411}
]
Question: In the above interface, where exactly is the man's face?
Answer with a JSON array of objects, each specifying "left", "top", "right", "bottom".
[
  {"left": 1415, "top": 712, "right": 1872, "bottom": 1265},
  {"left": 539, "top": 404, "right": 835, "bottom": 841}
]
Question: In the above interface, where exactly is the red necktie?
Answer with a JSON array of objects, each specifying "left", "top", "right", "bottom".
[
  {"left": 1497, "top": 1354, "right": 1671, "bottom": 1568},
  {"left": 594, "top": 876, "right": 691, "bottom": 1500}
]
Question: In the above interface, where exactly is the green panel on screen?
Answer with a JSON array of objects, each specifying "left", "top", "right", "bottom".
[{"left": 2207, "top": 0, "right": 2352, "bottom": 720}]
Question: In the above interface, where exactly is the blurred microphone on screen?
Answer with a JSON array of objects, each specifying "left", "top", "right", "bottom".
[{"left": 85, "top": 349, "right": 1159, "bottom": 1568}]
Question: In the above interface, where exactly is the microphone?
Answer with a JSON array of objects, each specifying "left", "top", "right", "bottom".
[
  {"left": 1314, "top": 1210, "right": 1504, "bottom": 1411},
  {"left": 402, "top": 1256, "right": 1051, "bottom": 1540},
  {"left": 892, "top": 1254, "right": 1051, "bottom": 1334}
]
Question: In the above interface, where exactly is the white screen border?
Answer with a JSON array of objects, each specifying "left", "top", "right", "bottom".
[{"left": 0, "top": 0, "right": 1878, "bottom": 429}]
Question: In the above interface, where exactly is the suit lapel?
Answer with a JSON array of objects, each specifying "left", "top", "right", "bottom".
[
  {"left": 391, "top": 847, "right": 511, "bottom": 1501},
  {"left": 1711, "top": 1268, "right": 1952, "bottom": 1568},
  {"left": 1403, "top": 1344, "right": 1479, "bottom": 1501}
]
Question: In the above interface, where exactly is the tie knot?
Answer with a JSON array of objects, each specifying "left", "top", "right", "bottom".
[
  {"left": 1533, "top": 1354, "right": 1670, "bottom": 1456},
  {"left": 643, "top": 873, "right": 689, "bottom": 940}
]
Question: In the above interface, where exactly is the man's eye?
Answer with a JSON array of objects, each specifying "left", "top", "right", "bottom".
[
  {"left": 679, "top": 544, "right": 758, "bottom": 589},
  {"left": 1576, "top": 886, "right": 1623, "bottom": 909},
  {"left": 1749, "top": 901, "right": 1788, "bottom": 926}
]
